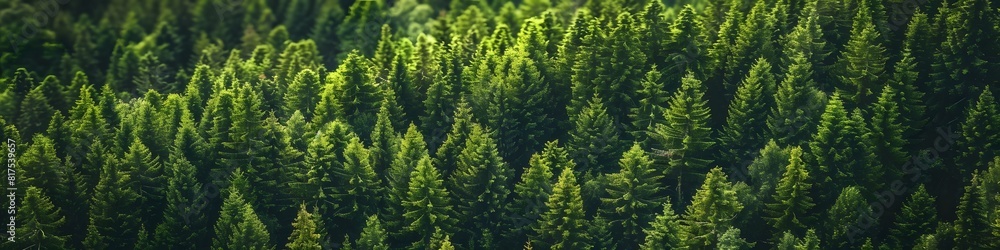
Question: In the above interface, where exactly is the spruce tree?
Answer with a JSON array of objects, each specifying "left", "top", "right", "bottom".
[
  {"left": 487, "top": 48, "right": 554, "bottom": 167},
  {"left": 332, "top": 135, "right": 384, "bottom": 234},
  {"left": 434, "top": 100, "right": 474, "bottom": 178},
  {"left": 449, "top": 123, "right": 511, "bottom": 245},
  {"left": 286, "top": 204, "right": 323, "bottom": 250},
  {"left": 718, "top": 58, "right": 774, "bottom": 169},
  {"left": 18, "top": 86, "right": 55, "bottom": 139},
  {"left": 648, "top": 73, "right": 714, "bottom": 206},
  {"left": 886, "top": 50, "right": 926, "bottom": 139},
  {"left": 889, "top": 184, "right": 937, "bottom": 249},
  {"left": 385, "top": 124, "right": 429, "bottom": 236},
  {"left": 567, "top": 95, "right": 625, "bottom": 176},
  {"left": 601, "top": 143, "right": 665, "bottom": 249},
  {"left": 533, "top": 167, "right": 591, "bottom": 250},
  {"left": 628, "top": 66, "right": 668, "bottom": 147},
  {"left": 506, "top": 140, "right": 567, "bottom": 246},
  {"left": 639, "top": 200, "right": 682, "bottom": 250},
  {"left": 956, "top": 88, "right": 1000, "bottom": 177},
  {"left": 826, "top": 186, "right": 873, "bottom": 249},
  {"left": 835, "top": 1, "right": 887, "bottom": 109},
  {"left": 764, "top": 146, "right": 814, "bottom": 237},
  {"left": 768, "top": 51, "right": 826, "bottom": 147},
  {"left": 328, "top": 52, "right": 382, "bottom": 138},
  {"left": 283, "top": 69, "right": 320, "bottom": 119},
  {"left": 954, "top": 174, "right": 994, "bottom": 249},
  {"left": 403, "top": 156, "right": 456, "bottom": 249},
  {"left": 357, "top": 215, "right": 390, "bottom": 250},
  {"left": 122, "top": 137, "right": 165, "bottom": 227},
  {"left": 16, "top": 187, "right": 68, "bottom": 249},
  {"left": 870, "top": 85, "right": 909, "bottom": 175},
  {"left": 212, "top": 182, "right": 273, "bottom": 250},
  {"left": 154, "top": 153, "right": 207, "bottom": 249},
  {"left": 87, "top": 156, "right": 141, "bottom": 249},
  {"left": 681, "top": 168, "right": 744, "bottom": 248}
]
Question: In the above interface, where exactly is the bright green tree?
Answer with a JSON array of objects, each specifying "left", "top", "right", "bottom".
[
  {"left": 86, "top": 157, "right": 141, "bottom": 249},
  {"left": 286, "top": 204, "right": 323, "bottom": 250},
  {"left": 533, "top": 167, "right": 591, "bottom": 250},
  {"left": 628, "top": 66, "right": 668, "bottom": 146},
  {"left": 154, "top": 153, "right": 207, "bottom": 248},
  {"left": 767, "top": 51, "right": 826, "bottom": 147},
  {"left": 15, "top": 187, "right": 68, "bottom": 249},
  {"left": 956, "top": 88, "right": 1000, "bottom": 177},
  {"left": 505, "top": 140, "right": 568, "bottom": 246},
  {"left": 385, "top": 124, "right": 429, "bottom": 236},
  {"left": 327, "top": 52, "right": 382, "bottom": 138},
  {"left": 718, "top": 58, "right": 774, "bottom": 168},
  {"left": 449, "top": 123, "right": 511, "bottom": 245},
  {"left": 567, "top": 95, "right": 625, "bottom": 176},
  {"left": 764, "top": 146, "right": 815, "bottom": 237},
  {"left": 835, "top": 1, "right": 887, "bottom": 109},
  {"left": 357, "top": 215, "right": 390, "bottom": 250},
  {"left": 954, "top": 174, "right": 995, "bottom": 249},
  {"left": 826, "top": 186, "right": 873, "bottom": 249},
  {"left": 889, "top": 184, "right": 937, "bottom": 249},
  {"left": 680, "top": 168, "right": 744, "bottom": 248},
  {"left": 283, "top": 69, "right": 320, "bottom": 119},
  {"left": 639, "top": 200, "right": 682, "bottom": 250}
]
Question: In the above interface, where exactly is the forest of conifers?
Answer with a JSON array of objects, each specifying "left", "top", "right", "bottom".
[{"left": 1, "top": 0, "right": 999, "bottom": 249}]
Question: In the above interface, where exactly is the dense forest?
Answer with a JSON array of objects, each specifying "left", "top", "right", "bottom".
[{"left": 1, "top": 0, "right": 999, "bottom": 249}]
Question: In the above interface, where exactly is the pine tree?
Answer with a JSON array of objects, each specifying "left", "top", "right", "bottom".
[
  {"left": 639, "top": 200, "right": 682, "bottom": 250},
  {"left": 718, "top": 58, "right": 774, "bottom": 169},
  {"left": 956, "top": 88, "right": 1000, "bottom": 177},
  {"left": 768, "top": 51, "right": 826, "bottom": 147},
  {"left": 716, "top": 227, "right": 753, "bottom": 250},
  {"left": 154, "top": 153, "right": 207, "bottom": 249},
  {"left": 567, "top": 95, "right": 625, "bottom": 176},
  {"left": 764, "top": 146, "right": 815, "bottom": 237},
  {"left": 328, "top": 52, "right": 382, "bottom": 138},
  {"left": 284, "top": 69, "right": 320, "bottom": 119},
  {"left": 648, "top": 73, "right": 714, "bottom": 206},
  {"left": 628, "top": 66, "right": 668, "bottom": 146},
  {"left": 385, "top": 124, "right": 429, "bottom": 236},
  {"left": 506, "top": 140, "right": 567, "bottom": 247},
  {"left": 87, "top": 156, "right": 141, "bottom": 249},
  {"left": 781, "top": 5, "right": 830, "bottom": 84},
  {"left": 835, "top": 0, "right": 887, "bottom": 109},
  {"left": 954, "top": 174, "right": 994, "bottom": 249},
  {"left": 212, "top": 183, "right": 273, "bottom": 250},
  {"left": 449, "top": 123, "right": 511, "bottom": 244},
  {"left": 370, "top": 96, "right": 400, "bottom": 176},
  {"left": 332, "top": 135, "right": 384, "bottom": 234},
  {"left": 403, "top": 156, "right": 456, "bottom": 249},
  {"left": 357, "top": 215, "right": 389, "bottom": 250},
  {"left": 826, "top": 186, "right": 873, "bottom": 249},
  {"left": 286, "top": 204, "right": 323, "bottom": 250},
  {"left": 601, "top": 143, "right": 665, "bottom": 249},
  {"left": 886, "top": 50, "right": 926, "bottom": 139},
  {"left": 15, "top": 187, "right": 68, "bottom": 249},
  {"left": 533, "top": 167, "right": 591, "bottom": 250},
  {"left": 809, "top": 94, "right": 878, "bottom": 205},
  {"left": 122, "top": 137, "right": 165, "bottom": 227},
  {"left": 870, "top": 85, "right": 908, "bottom": 175},
  {"left": 681, "top": 168, "right": 744, "bottom": 248},
  {"left": 487, "top": 48, "right": 554, "bottom": 167},
  {"left": 18, "top": 86, "right": 55, "bottom": 139},
  {"left": 18, "top": 136, "right": 73, "bottom": 210},
  {"left": 434, "top": 100, "right": 474, "bottom": 178},
  {"left": 889, "top": 184, "right": 937, "bottom": 249}
]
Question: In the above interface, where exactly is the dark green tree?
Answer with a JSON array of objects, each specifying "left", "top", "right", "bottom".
[
  {"left": 212, "top": 182, "right": 273, "bottom": 250},
  {"left": 449, "top": 123, "right": 511, "bottom": 245},
  {"left": 284, "top": 69, "right": 321, "bottom": 119},
  {"left": 86, "top": 157, "right": 141, "bottom": 249},
  {"left": 628, "top": 66, "right": 668, "bottom": 147},
  {"left": 601, "top": 143, "right": 665, "bottom": 249},
  {"left": 826, "top": 186, "right": 873, "bottom": 249},
  {"left": 403, "top": 156, "right": 456, "bottom": 249},
  {"left": 956, "top": 88, "right": 1000, "bottom": 177},
  {"left": 153, "top": 153, "right": 207, "bottom": 249},
  {"left": 835, "top": 1, "right": 887, "bottom": 109},
  {"left": 15, "top": 187, "right": 68, "bottom": 249},
  {"left": 889, "top": 185, "right": 937, "bottom": 249},
  {"left": 567, "top": 95, "right": 625, "bottom": 176},
  {"left": 764, "top": 146, "right": 815, "bottom": 237},
  {"left": 680, "top": 168, "right": 743, "bottom": 248},
  {"left": 954, "top": 174, "right": 995, "bottom": 249},
  {"left": 648, "top": 73, "right": 714, "bottom": 206},
  {"left": 718, "top": 58, "right": 774, "bottom": 169}
]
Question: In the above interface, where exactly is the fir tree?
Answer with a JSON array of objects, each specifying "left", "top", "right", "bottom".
[
  {"left": 639, "top": 200, "right": 682, "bottom": 250},
  {"left": 768, "top": 51, "right": 826, "bottom": 147},
  {"left": 506, "top": 140, "right": 567, "bottom": 246},
  {"left": 956, "top": 88, "right": 1000, "bottom": 177},
  {"left": 954, "top": 174, "right": 995, "bottom": 249},
  {"left": 648, "top": 73, "right": 714, "bottom": 207},
  {"left": 628, "top": 66, "right": 668, "bottom": 146},
  {"left": 601, "top": 143, "right": 665, "bottom": 249},
  {"left": 328, "top": 52, "right": 382, "bottom": 138},
  {"left": 764, "top": 146, "right": 815, "bottom": 237},
  {"left": 357, "top": 215, "right": 390, "bottom": 250},
  {"left": 286, "top": 204, "right": 323, "bottom": 250},
  {"left": 567, "top": 95, "right": 625, "bottom": 176},
  {"left": 154, "top": 153, "right": 207, "bottom": 249},
  {"left": 835, "top": 1, "right": 887, "bottom": 109},
  {"left": 16, "top": 187, "right": 68, "bottom": 249},
  {"left": 826, "top": 186, "right": 873, "bottom": 249},
  {"left": 718, "top": 58, "right": 774, "bottom": 169},
  {"left": 533, "top": 167, "right": 591, "bottom": 250},
  {"left": 284, "top": 69, "right": 320, "bottom": 119},
  {"left": 681, "top": 168, "right": 744, "bottom": 248},
  {"left": 385, "top": 124, "right": 429, "bottom": 236},
  {"left": 87, "top": 156, "right": 141, "bottom": 249},
  {"left": 889, "top": 184, "right": 937, "bottom": 249},
  {"left": 18, "top": 86, "right": 55, "bottom": 139},
  {"left": 449, "top": 123, "right": 511, "bottom": 245},
  {"left": 332, "top": 135, "right": 384, "bottom": 234},
  {"left": 403, "top": 156, "right": 456, "bottom": 249},
  {"left": 212, "top": 182, "right": 273, "bottom": 250},
  {"left": 434, "top": 100, "right": 474, "bottom": 178}
]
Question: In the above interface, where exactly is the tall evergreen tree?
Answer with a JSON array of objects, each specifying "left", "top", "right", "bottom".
[
  {"left": 533, "top": 167, "right": 591, "bottom": 250},
  {"left": 286, "top": 204, "right": 323, "bottom": 250},
  {"left": 835, "top": 0, "right": 887, "bottom": 109},
  {"left": 86, "top": 157, "right": 141, "bottom": 249},
  {"left": 600, "top": 143, "right": 665, "bottom": 249},
  {"left": 567, "top": 95, "right": 625, "bottom": 176},
  {"left": 15, "top": 187, "right": 68, "bottom": 249},
  {"left": 639, "top": 200, "right": 683, "bottom": 250},
  {"left": 680, "top": 168, "right": 744, "bottom": 248},
  {"left": 283, "top": 69, "right": 321, "bottom": 119},
  {"left": 954, "top": 174, "right": 995, "bottom": 249},
  {"left": 956, "top": 88, "right": 1000, "bottom": 177},
  {"left": 889, "top": 185, "right": 937, "bottom": 249},
  {"left": 385, "top": 124, "right": 429, "bottom": 237},
  {"left": 212, "top": 182, "right": 273, "bottom": 250},
  {"left": 403, "top": 156, "right": 456, "bottom": 249},
  {"left": 357, "top": 215, "right": 390, "bottom": 250},
  {"left": 718, "top": 58, "right": 774, "bottom": 169},
  {"left": 826, "top": 186, "right": 873, "bottom": 249},
  {"left": 648, "top": 73, "right": 714, "bottom": 206},
  {"left": 449, "top": 123, "right": 511, "bottom": 245},
  {"left": 764, "top": 146, "right": 815, "bottom": 237},
  {"left": 768, "top": 51, "right": 826, "bottom": 147},
  {"left": 505, "top": 140, "right": 568, "bottom": 247},
  {"left": 332, "top": 135, "right": 384, "bottom": 235},
  {"left": 154, "top": 153, "right": 207, "bottom": 249},
  {"left": 327, "top": 52, "right": 382, "bottom": 138}
]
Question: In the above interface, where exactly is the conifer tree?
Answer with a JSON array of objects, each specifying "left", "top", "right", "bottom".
[
  {"left": 357, "top": 215, "right": 390, "bottom": 250},
  {"left": 213, "top": 182, "right": 273, "bottom": 250},
  {"left": 533, "top": 167, "right": 591, "bottom": 250},
  {"left": 328, "top": 52, "right": 382, "bottom": 138},
  {"left": 723, "top": 0, "right": 777, "bottom": 96},
  {"left": 18, "top": 86, "right": 55, "bottom": 139},
  {"left": 764, "top": 146, "right": 814, "bottom": 237},
  {"left": 870, "top": 85, "right": 909, "bottom": 173},
  {"left": 826, "top": 186, "right": 873, "bottom": 249},
  {"left": 370, "top": 96, "right": 400, "bottom": 176},
  {"left": 385, "top": 124, "right": 429, "bottom": 236},
  {"left": 628, "top": 66, "right": 668, "bottom": 146},
  {"left": 154, "top": 153, "right": 207, "bottom": 249},
  {"left": 718, "top": 58, "right": 774, "bottom": 169},
  {"left": 567, "top": 95, "right": 625, "bottom": 176},
  {"left": 122, "top": 137, "right": 165, "bottom": 227},
  {"left": 835, "top": 1, "right": 887, "bottom": 109},
  {"left": 681, "top": 168, "right": 744, "bottom": 248},
  {"left": 505, "top": 140, "right": 569, "bottom": 246},
  {"left": 889, "top": 184, "right": 937, "bottom": 249},
  {"left": 87, "top": 156, "right": 141, "bottom": 249},
  {"left": 16, "top": 187, "right": 68, "bottom": 249},
  {"left": 286, "top": 204, "right": 323, "bottom": 250},
  {"left": 434, "top": 100, "right": 473, "bottom": 178},
  {"left": 639, "top": 200, "right": 682, "bottom": 250},
  {"left": 601, "top": 143, "right": 665, "bottom": 249},
  {"left": 18, "top": 136, "right": 73, "bottom": 209},
  {"left": 768, "top": 51, "right": 826, "bottom": 147},
  {"left": 488, "top": 48, "right": 554, "bottom": 167},
  {"left": 403, "top": 156, "right": 456, "bottom": 249},
  {"left": 648, "top": 73, "right": 714, "bottom": 206},
  {"left": 332, "top": 135, "right": 384, "bottom": 234},
  {"left": 781, "top": 5, "right": 830, "bottom": 84},
  {"left": 809, "top": 94, "right": 881, "bottom": 204},
  {"left": 449, "top": 123, "right": 511, "bottom": 244},
  {"left": 284, "top": 69, "right": 320, "bottom": 119},
  {"left": 886, "top": 50, "right": 926, "bottom": 138},
  {"left": 954, "top": 174, "right": 994, "bottom": 249},
  {"left": 957, "top": 88, "right": 1000, "bottom": 176}
]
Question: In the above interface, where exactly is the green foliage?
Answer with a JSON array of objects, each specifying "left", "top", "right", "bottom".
[
  {"left": 403, "top": 156, "right": 456, "bottom": 249},
  {"left": 889, "top": 185, "right": 937, "bottom": 249},
  {"left": 213, "top": 182, "right": 273, "bottom": 250},
  {"left": 718, "top": 58, "right": 774, "bottom": 169},
  {"left": 639, "top": 200, "right": 682, "bottom": 250},
  {"left": 764, "top": 146, "right": 814, "bottom": 237},
  {"left": 286, "top": 204, "right": 323, "bottom": 250},
  {"left": 681, "top": 168, "right": 744, "bottom": 248},
  {"left": 533, "top": 167, "right": 591, "bottom": 250},
  {"left": 567, "top": 95, "right": 625, "bottom": 176},
  {"left": 448, "top": 123, "right": 511, "bottom": 244},
  {"left": 648, "top": 73, "right": 714, "bottom": 206},
  {"left": 601, "top": 143, "right": 665, "bottom": 248},
  {"left": 16, "top": 187, "right": 68, "bottom": 249}
]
